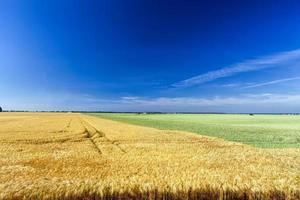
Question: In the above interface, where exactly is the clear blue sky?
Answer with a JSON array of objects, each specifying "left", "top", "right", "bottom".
[{"left": 1, "top": 0, "right": 300, "bottom": 112}]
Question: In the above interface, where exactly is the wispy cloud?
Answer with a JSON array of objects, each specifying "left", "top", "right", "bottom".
[
  {"left": 172, "top": 49, "right": 300, "bottom": 88},
  {"left": 119, "top": 94, "right": 300, "bottom": 107},
  {"left": 244, "top": 76, "right": 300, "bottom": 89},
  {"left": 221, "top": 83, "right": 243, "bottom": 88},
  {"left": 114, "top": 93, "right": 300, "bottom": 112},
  {"left": 2, "top": 90, "right": 300, "bottom": 112}
]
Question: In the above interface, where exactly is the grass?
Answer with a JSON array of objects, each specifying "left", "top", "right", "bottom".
[
  {"left": 89, "top": 113, "right": 300, "bottom": 148},
  {"left": 1, "top": 112, "right": 299, "bottom": 199}
]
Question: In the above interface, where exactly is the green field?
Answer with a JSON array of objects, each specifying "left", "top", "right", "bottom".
[{"left": 89, "top": 113, "right": 300, "bottom": 148}]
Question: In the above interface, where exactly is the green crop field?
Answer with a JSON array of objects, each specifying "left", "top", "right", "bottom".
[{"left": 89, "top": 113, "right": 300, "bottom": 148}]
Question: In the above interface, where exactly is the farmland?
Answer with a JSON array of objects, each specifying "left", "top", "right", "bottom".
[
  {"left": 0, "top": 112, "right": 299, "bottom": 199},
  {"left": 90, "top": 113, "right": 300, "bottom": 148}
]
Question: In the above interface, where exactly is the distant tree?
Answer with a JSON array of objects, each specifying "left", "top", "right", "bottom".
[{"left": 0, "top": 107, "right": 2, "bottom": 112}]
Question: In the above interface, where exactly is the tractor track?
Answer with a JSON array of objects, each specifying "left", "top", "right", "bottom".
[
  {"left": 79, "top": 118, "right": 103, "bottom": 155},
  {"left": 79, "top": 117, "right": 127, "bottom": 155}
]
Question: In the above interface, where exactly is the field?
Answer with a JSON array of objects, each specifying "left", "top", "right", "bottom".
[
  {"left": 90, "top": 113, "right": 300, "bottom": 148},
  {"left": 0, "top": 112, "right": 299, "bottom": 199}
]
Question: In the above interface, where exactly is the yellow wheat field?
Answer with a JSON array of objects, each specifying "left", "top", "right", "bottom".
[{"left": 0, "top": 112, "right": 299, "bottom": 200}]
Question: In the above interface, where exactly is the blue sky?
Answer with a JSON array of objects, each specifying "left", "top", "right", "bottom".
[{"left": 1, "top": 0, "right": 300, "bottom": 112}]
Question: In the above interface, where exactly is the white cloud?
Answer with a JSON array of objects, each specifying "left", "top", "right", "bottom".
[
  {"left": 120, "top": 94, "right": 300, "bottom": 106},
  {"left": 115, "top": 94, "right": 300, "bottom": 112},
  {"left": 221, "top": 83, "right": 243, "bottom": 88},
  {"left": 172, "top": 49, "right": 300, "bottom": 88},
  {"left": 2, "top": 91, "right": 300, "bottom": 113},
  {"left": 244, "top": 76, "right": 300, "bottom": 89},
  {"left": 121, "top": 96, "right": 140, "bottom": 100}
]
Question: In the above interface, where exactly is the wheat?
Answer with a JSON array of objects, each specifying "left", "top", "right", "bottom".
[{"left": 0, "top": 113, "right": 299, "bottom": 199}]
